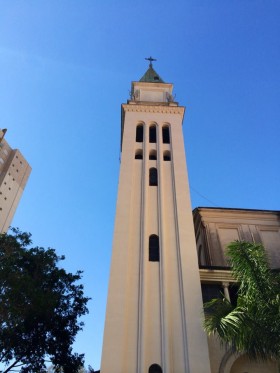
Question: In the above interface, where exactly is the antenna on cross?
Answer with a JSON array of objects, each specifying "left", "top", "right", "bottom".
[{"left": 145, "top": 56, "right": 157, "bottom": 67}]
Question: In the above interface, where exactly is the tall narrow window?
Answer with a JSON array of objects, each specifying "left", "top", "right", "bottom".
[
  {"left": 136, "top": 124, "right": 143, "bottom": 142},
  {"left": 162, "top": 126, "right": 170, "bottom": 144},
  {"left": 163, "top": 150, "right": 171, "bottom": 161},
  {"left": 149, "top": 168, "right": 158, "bottom": 186},
  {"left": 149, "top": 150, "right": 157, "bottom": 160},
  {"left": 135, "top": 149, "right": 143, "bottom": 159},
  {"left": 149, "top": 235, "right": 159, "bottom": 262},
  {"left": 149, "top": 125, "right": 156, "bottom": 143}
]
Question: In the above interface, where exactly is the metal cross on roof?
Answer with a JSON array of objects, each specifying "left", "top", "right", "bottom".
[{"left": 145, "top": 56, "right": 157, "bottom": 67}]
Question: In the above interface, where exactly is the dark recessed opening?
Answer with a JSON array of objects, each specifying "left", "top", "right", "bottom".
[
  {"left": 149, "top": 126, "right": 157, "bottom": 143},
  {"left": 149, "top": 150, "right": 157, "bottom": 160},
  {"left": 136, "top": 125, "right": 144, "bottom": 142},
  {"left": 163, "top": 152, "right": 171, "bottom": 161},
  {"left": 149, "top": 235, "right": 159, "bottom": 262},
  {"left": 149, "top": 168, "right": 158, "bottom": 186},
  {"left": 135, "top": 149, "right": 143, "bottom": 159},
  {"left": 162, "top": 126, "right": 170, "bottom": 144},
  {"left": 149, "top": 363, "right": 162, "bottom": 373}
]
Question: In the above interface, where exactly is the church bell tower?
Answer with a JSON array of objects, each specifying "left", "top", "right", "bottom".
[{"left": 101, "top": 60, "right": 211, "bottom": 373}]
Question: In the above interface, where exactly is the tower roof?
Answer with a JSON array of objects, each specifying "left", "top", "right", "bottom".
[{"left": 139, "top": 64, "right": 165, "bottom": 83}]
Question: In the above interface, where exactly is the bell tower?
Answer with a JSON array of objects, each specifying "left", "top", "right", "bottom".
[{"left": 101, "top": 60, "right": 211, "bottom": 373}]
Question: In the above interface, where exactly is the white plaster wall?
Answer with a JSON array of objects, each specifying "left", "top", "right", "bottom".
[{"left": 101, "top": 87, "right": 211, "bottom": 373}]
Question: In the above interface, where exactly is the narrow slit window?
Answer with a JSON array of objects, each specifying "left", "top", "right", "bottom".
[
  {"left": 149, "top": 125, "right": 157, "bottom": 143},
  {"left": 149, "top": 168, "right": 158, "bottom": 186},
  {"left": 163, "top": 151, "right": 171, "bottom": 161},
  {"left": 149, "top": 150, "right": 157, "bottom": 160},
  {"left": 136, "top": 124, "right": 143, "bottom": 142},
  {"left": 149, "top": 235, "right": 159, "bottom": 262},
  {"left": 135, "top": 149, "right": 143, "bottom": 160},
  {"left": 162, "top": 126, "right": 170, "bottom": 144}
]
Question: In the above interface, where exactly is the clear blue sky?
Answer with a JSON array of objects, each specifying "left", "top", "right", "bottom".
[{"left": 0, "top": 1, "right": 279, "bottom": 370}]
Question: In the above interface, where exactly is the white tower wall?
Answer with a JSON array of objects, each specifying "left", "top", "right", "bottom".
[{"left": 101, "top": 73, "right": 211, "bottom": 373}]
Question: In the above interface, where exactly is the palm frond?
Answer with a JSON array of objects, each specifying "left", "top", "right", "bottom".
[{"left": 203, "top": 241, "right": 280, "bottom": 361}]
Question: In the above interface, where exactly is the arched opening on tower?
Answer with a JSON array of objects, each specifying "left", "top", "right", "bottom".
[
  {"left": 148, "top": 363, "right": 162, "bottom": 373},
  {"left": 149, "top": 235, "right": 160, "bottom": 262},
  {"left": 162, "top": 125, "right": 170, "bottom": 144},
  {"left": 149, "top": 168, "right": 158, "bottom": 186},
  {"left": 135, "top": 149, "right": 143, "bottom": 159},
  {"left": 136, "top": 124, "right": 144, "bottom": 142},
  {"left": 149, "top": 125, "right": 157, "bottom": 143},
  {"left": 163, "top": 150, "right": 171, "bottom": 161},
  {"left": 149, "top": 150, "right": 157, "bottom": 160}
]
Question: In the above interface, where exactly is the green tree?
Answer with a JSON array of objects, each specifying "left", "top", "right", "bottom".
[
  {"left": 203, "top": 240, "right": 280, "bottom": 361},
  {"left": 47, "top": 364, "right": 96, "bottom": 372},
  {"left": 0, "top": 228, "right": 90, "bottom": 373}
]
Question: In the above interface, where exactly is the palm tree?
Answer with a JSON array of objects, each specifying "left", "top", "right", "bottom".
[{"left": 203, "top": 241, "right": 280, "bottom": 361}]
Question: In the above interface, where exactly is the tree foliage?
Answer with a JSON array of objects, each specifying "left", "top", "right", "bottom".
[
  {"left": 47, "top": 364, "right": 96, "bottom": 372},
  {"left": 203, "top": 241, "right": 280, "bottom": 361},
  {"left": 0, "top": 228, "right": 90, "bottom": 373}
]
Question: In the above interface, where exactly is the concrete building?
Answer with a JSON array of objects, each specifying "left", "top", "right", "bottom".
[
  {"left": 195, "top": 207, "right": 280, "bottom": 373},
  {"left": 101, "top": 62, "right": 211, "bottom": 373},
  {"left": 0, "top": 129, "right": 31, "bottom": 233}
]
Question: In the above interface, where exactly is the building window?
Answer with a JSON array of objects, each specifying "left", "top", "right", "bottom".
[
  {"left": 135, "top": 149, "right": 143, "bottom": 160},
  {"left": 149, "top": 235, "right": 159, "bottom": 262},
  {"left": 149, "top": 168, "right": 158, "bottom": 186},
  {"left": 149, "top": 364, "right": 162, "bottom": 373},
  {"left": 162, "top": 126, "right": 170, "bottom": 144},
  {"left": 163, "top": 151, "right": 171, "bottom": 161},
  {"left": 136, "top": 124, "right": 144, "bottom": 142},
  {"left": 201, "top": 283, "right": 239, "bottom": 308},
  {"left": 149, "top": 150, "right": 157, "bottom": 160},
  {"left": 201, "top": 284, "right": 223, "bottom": 304},
  {"left": 149, "top": 125, "right": 156, "bottom": 143}
]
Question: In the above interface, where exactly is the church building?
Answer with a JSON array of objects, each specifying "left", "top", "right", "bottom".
[{"left": 100, "top": 62, "right": 280, "bottom": 373}]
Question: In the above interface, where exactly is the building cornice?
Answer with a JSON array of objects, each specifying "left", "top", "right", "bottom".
[
  {"left": 132, "top": 81, "right": 173, "bottom": 89},
  {"left": 193, "top": 207, "right": 280, "bottom": 224},
  {"left": 122, "top": 103, "right": 185, "bottom": 117},
  {"left": 199, "top": 269, "right": 236, "bottom": 283}
]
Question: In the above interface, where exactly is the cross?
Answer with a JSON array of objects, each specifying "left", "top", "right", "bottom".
[{"left": 145, "top": 56, "right": 157, "bottom": 67}]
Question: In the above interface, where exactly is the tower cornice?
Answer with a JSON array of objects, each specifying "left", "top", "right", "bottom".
[{"left": 122, "top": 103, "right": 185, "bottom": 117}]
